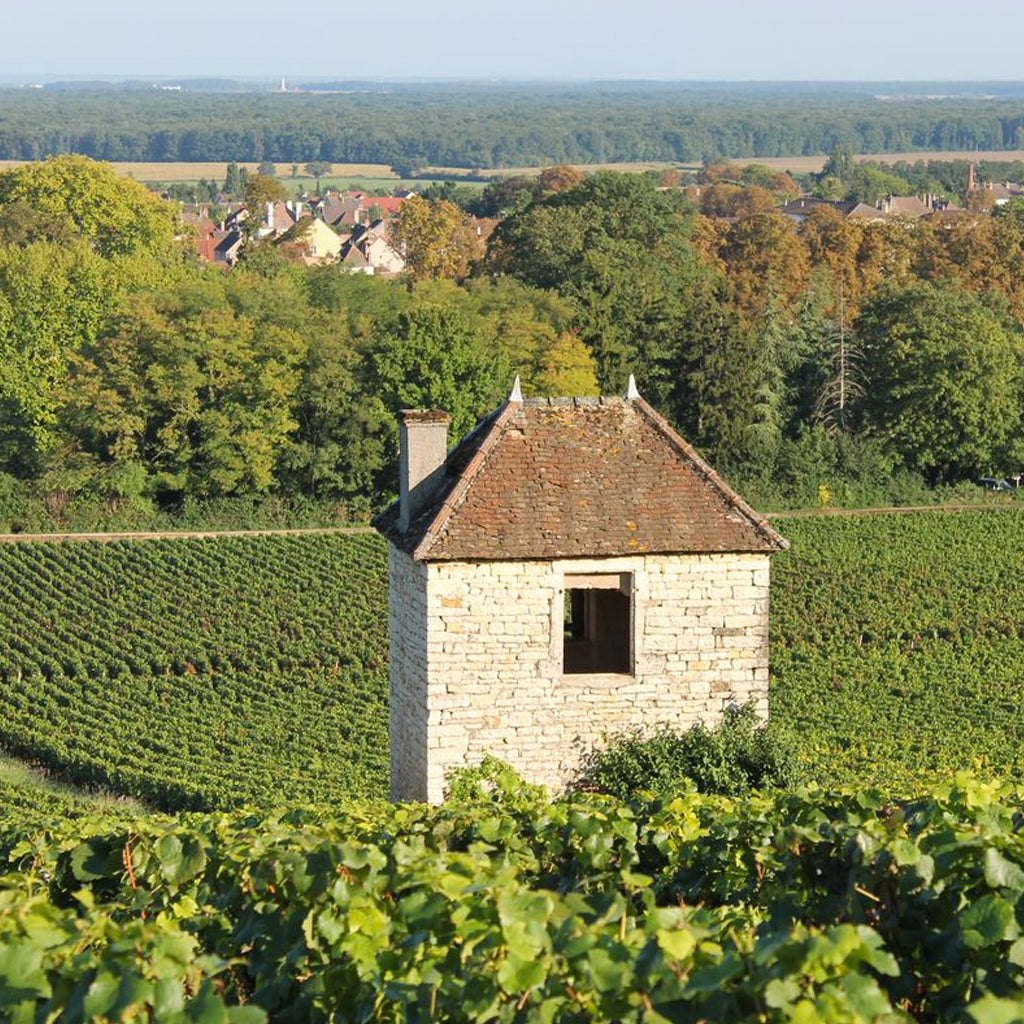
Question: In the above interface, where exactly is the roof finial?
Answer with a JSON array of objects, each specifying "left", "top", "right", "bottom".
[
  {"left": 625, "top": 374, "right": 640, "bottom": 400},
  {"left": 508, "top": 375, "right": 523, "bottom": 402}
]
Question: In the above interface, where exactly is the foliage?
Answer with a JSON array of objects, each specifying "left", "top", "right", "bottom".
[
  {"left": 0, "top": 241, "right": 113, "bottom": 472},
  {"left": 857, "top": 284, "right": 1024, "bottom": 482},
  {"left": 1, "top": 775, "right": 1024, "bottom": 1022},
  {"left": 577, "top": 704, "right": 801, "bottom": 799},
  {"left": 534, "top": 331, "right": 599, "bottom": 396},
  {"left": 0, "top": 155, "right": 179, "bottom": 261},
  {"left": 6, "top": 85, "right": 1024, "bottom": 166},
  {"left": 0, "top": 533, "right": 389, "bottom": 809},
  {"left": 66, "top": 287, "right": 306, "bottom": 496},
  {"left": 394, "top": 196, "right": 483, "bottom": 280},
  {"left": 364, "top": 303, "right": 509, "bottom": 466}
]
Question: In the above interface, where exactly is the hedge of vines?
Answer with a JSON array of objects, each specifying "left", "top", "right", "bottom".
[{"left": 2, "top": 773, "right": 1024, "bottom": 1023}]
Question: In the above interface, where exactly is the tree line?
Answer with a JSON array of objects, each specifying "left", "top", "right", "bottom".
[
  {"left": 4, "top": 87, "right": 1024, "bottom": 167},
  {"left": 1, "top": 155, "right": 1024, "bottom": 528}
]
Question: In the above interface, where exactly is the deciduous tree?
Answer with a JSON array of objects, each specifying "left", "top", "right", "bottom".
[
  {"left": 394, "top": 196, "right": 482, "bottom": 280},
  {"left": 857, "top": 283, "right": 1024, "bottom": 482}
]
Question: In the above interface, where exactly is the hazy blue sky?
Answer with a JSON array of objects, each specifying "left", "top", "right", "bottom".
[{"left": 8, "top": 0, "right": 1021, "bottom": 80}]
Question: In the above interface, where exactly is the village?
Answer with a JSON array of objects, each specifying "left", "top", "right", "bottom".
[{"left": 173, "top": 159, "right": 1024, "bottom": 278}]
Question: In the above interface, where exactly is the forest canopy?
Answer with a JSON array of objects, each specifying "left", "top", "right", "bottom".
[
  {"left": 3, "top": 85, "right": 1024, "bottom": 166},
  {"left": 1, "top": 155, "right": 1024, "bottom": 530}
]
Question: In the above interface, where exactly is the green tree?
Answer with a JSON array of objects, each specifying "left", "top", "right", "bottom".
[
  {"left": 278, "top": 331, "right": 388, "bottom": 511},
  {"left": 304, "top": 161, "right": 332, "bottom": 191},
  {"left": 0, "top": 155, "right": 179, "bottom": 260},
  {"left": 667, "top": 282, "right": 767, "bottom": 468},
  {"left": 223, "top": 161, "right": 247, "bottom": 198},
  {"left": 258, "top": 160, "right": 276, "bottom": 177},
  {"left": 535, "top": 331, "right": 599, "bottom": 397},
  {"left": 0, "top": 241, "right": 112, "bottom": 473},
  {"left": 67, "top": 290, "right": 306, "bottom": 496},
  {"left": 819, "top": 144, "right": 855, "bottom": 185},
  {"left": 857, "top": 283, "right": 1024, "bottom": 482},
  {"left": 363, "top": 305, "right": 508, "bottom": 493},
  {"left": 486, "top": 172, "right": 709, "bottom": 399}
]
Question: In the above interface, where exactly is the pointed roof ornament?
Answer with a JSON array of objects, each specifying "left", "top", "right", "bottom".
[
  {"left": 625, "top": 374, "right": 641, "bottom": 400},
  {"left": 508, "top": 375, "right": 523, "bottom": 402}
]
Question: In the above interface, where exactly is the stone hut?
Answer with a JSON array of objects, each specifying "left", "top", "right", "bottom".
[{"left": 374, "top": 381, "right": 789, "bottom": 802}]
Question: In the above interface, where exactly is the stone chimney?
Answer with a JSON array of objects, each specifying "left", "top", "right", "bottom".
[{"left": 399, "top": 410, "right": 451, "bottom": 532}]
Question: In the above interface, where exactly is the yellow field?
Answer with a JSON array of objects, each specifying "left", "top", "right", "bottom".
[
  {"left": 434, "top": 150, "right": 1024, "bottom": 178},
  {"left": 4, "top": 152, "right": 1024, "bottom": 184},
  {"left": 0, "top": 160, "right": 397, "bottom": 181},
  {"left": 731, "top": 150, "right": 1024, "bottom": 174},
  {"left": 426, "top": 161, "right": 692, "bottom": 178}
]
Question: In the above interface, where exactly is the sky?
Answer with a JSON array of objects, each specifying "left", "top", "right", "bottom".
[{"left": 6, "top": 0, "right": 1023, "bottom": 81}]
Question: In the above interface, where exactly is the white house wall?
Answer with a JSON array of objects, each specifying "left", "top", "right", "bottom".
[{"left": 388, "top": 547, "right": 771, "bottom": 803}]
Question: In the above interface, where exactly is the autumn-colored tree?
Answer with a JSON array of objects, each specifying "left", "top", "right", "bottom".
[
  {"left": 741, "top": 164, "right": 801, "bottom": 198},
  {"left": 243, "top": 174, "right": 287, "bottom": 210},
  {"left": 718, "top": 212, "right": 811, "bottom": 325},
  {"left": 537, "top": 164, "right": 584, "bottom": 194},
  {"left": 965, "top": 187, "right": 998, "bottom": 213},
  {"left": 798, "top": 206, "right": 867, "bottom": 315},
  {"left": 395, "top": 196, "right": 483, "bottom": 280},
  {"left": 658, "top": 169, "right": 683, "bottom": 188},
  {"left": 697, "top": 162, "right": 746, "bottom": 185},
  {"left": 699, "top": 184, "right": 776, "bottom": 220},
  {"left": 687, "top": 214, "right": 726, "bottom": 276},
  {"left": 535, "top": 331, "right": 599, "bottom": 397}
]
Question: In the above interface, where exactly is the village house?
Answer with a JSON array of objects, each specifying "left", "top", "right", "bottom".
[
  {"left": 274, "top": 215, "right": 343, "bottom": 264},
  {"left": 374, "top": 380, "right": 788, "bottom": 802},
  {"left": 316, "top": 190, "right": 410, "bottom": 232},
  {"left": 780, "top": 193, "right": 955, "bottom": 223},
  {"left": 339, "top": 220, "right": 407, "bottom": 275}
]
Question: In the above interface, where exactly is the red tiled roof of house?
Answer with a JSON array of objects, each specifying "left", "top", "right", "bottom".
[
  {"left": 195, "top": 236, "right": 218, "bottom": 261},
  {"left": 362, "top": 196, "right": 405, "bottom": 215},
  {"left": 374, "top": 396, "right": 787, "bottom": 561}
]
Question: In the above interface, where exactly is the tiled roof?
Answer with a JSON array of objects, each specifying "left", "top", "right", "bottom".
[{"left": 374, "top": 396, "right": 788, "bottom": 561}]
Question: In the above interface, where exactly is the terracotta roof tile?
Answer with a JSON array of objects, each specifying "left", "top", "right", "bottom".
[{"left": 375, "top": 397, "right": 787, "bottom": 561}]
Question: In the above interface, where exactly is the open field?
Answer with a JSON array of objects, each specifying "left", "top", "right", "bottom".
[
  {"left": 425, "top": 160, "right": 692, "bottom": 177},
  {"left": 0, "top": 159, "right": 398, "bottom": 181},
  {"left": 5, "top": 153, "right": 1024, "bottom": 187},
  {"left": 731, "top": 148, "right": 1024, "bottom": 173},
  {"left": 433, "top": 150, "right": 1024, "bottom": 177}
]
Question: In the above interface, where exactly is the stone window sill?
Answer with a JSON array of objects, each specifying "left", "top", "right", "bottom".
[{"left": 560, "top": 672, "right": 635, "bottom": 688}]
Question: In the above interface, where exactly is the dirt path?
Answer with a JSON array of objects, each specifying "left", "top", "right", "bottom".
[
  {"left": 764, "top": 502, "right": 1019, "bottom": 519},
  {"left": 0, "top": 526, "right": 377, "bottom": 544}
]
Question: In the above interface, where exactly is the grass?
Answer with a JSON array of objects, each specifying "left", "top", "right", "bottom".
[{"left": 0, "top": 751, "right": 145, "bottom": 816}]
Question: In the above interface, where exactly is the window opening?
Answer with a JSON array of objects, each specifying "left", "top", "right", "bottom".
[{"left": 562, "top": 572, "right": 632, "bottom": 674}]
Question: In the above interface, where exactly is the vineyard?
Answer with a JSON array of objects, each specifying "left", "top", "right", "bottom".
[
  {"left": 0, "top": 534, "right": 390, "bottom": 809},
  {"left": 1, "top": 514, "right": 1024, "bottom": 1019},
  {"left": 770, "top": 509, "right": 1024, "bottom": 792},
  {"left": 2, "top": 510, "right": 1024, "bottom": 810},
  {"left": 2, "top": 771, "right": 1024, "bottom": 1022}
]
